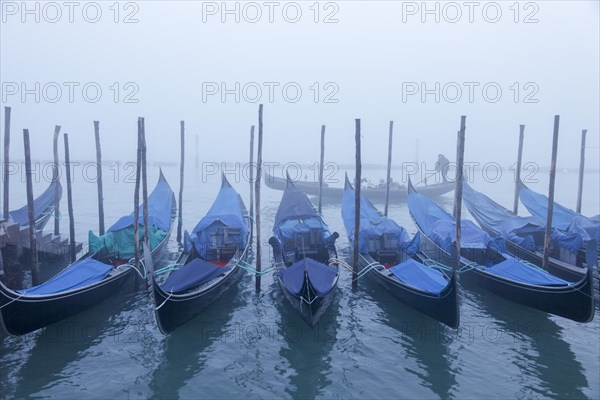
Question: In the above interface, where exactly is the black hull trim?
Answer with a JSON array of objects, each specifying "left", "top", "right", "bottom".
[
  {"left": 361, "top": 255, "right": 460, "bottom": 329},
  {"left": 0, "top": 267, "right": 135, "bottom": 336},
  {"left": 417, "top": 231, "right": 595, "bottom": 323}
]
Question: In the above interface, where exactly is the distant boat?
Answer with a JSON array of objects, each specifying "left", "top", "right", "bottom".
[
  {"left": 1, "top": 180, "right": 61, "bottom": 230},
  {"left": 0, "top": 172, "right": 176, "bottom": 336},
  {"left": 268, "top": 176, "right": 339, "bottom": 326},
  {"left": 408, "top": 179, "right": 595, "bottom": 323},
  {"left": 149, "top": 175, "right": 251, "bottom": 334},
  {"left": 264, "top": 172, "right": 454, "bottom": 202},
  {"left": 342, "top": 174, "right": 459, "bottom": 328}
]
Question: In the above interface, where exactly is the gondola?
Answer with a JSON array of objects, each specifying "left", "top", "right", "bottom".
[
  {"left": 1, "top": 180, "right": 62, "bottom": 231},
  {"left": 462, "top": 182, "right": 593, "bottom": 282},
  {"left": 268, "top": 175, "right": 340, "bottom": 326},
  {"left": 265, "top": 172, "right": 454, "bottom": 202},
  {"left": 341, "top": 175, "right": 459, "bottom": 328},
  {"left": 407, "top": 179, "right": 595, "bottom": 323},
  {"left": 519, "top": 181, "right": 599, "bottom": 252},
  {"left": 0, "top": 171, "right": 176, "bottom": 336},
  {"left": 149, "top": 175, "right": 251, "bottom": 334}
]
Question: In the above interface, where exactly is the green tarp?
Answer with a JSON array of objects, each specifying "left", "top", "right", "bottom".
[{"left": 89, "top": 225, "right": 167, "bottom": 259}]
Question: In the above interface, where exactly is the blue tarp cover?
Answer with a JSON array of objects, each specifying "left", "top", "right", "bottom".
[
  {"left": 519, "top": 183, "right": 599, "bottom": 247},
  {"left": 18, "top": 258, "right": 111, "bottom": 295},
  {"left": 485, "top": 258, "right": 571, "bottom": 286},
  {"left": 3, "top": 181, "right": 61, "bottom": 226},
  {"left": 108, "top": 175, "right": 173, "bottom": 232},
  {"left": 278, "top": 257, "right": 337, "bottom": 298},
  {"left": 389, "top": 259, "right": 449, "bottom": 295},
  {"left": 191, "top": 180, "right": 248, "bottom": 259},
  {"left": 408, "top": 184, "right": 503, "bottom": 253},
  {"left": 274, "top": 181, "right": 320, "bottom": 228},
  {"left": 273, "top": 181, "right": 331, "bottom": 246},
  {"left": 161, "top": 258, "right": 231, "bottom": 293},
  {"left": 463, "top": 183, "right": 582, "bottom": 252},
  {"left": 342, "top": 183, "right": 416, "bottom": 254}
]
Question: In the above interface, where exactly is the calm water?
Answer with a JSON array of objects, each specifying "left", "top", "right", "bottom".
[{"left": 1, "top": 165, "right": 599, "bottom": 400}]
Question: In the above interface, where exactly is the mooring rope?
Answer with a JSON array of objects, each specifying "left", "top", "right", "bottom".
[
  {"left": 236, "top": 259, "right": 274, "bottom": 276},
  {"left": 0, "top": 291, "right": 26, "bottom": 309},
  {"left": 155, "top": 292, "right": 173, "bottom": 310}
]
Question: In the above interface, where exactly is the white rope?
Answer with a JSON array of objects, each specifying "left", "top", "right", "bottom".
[
  {"left": 0, "top": 291, "right": 26, "bottom": 309},
  {"left": 155, "top": 292, "right": 173, "bottom": 310}
]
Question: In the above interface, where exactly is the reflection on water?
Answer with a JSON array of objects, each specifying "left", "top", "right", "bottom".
[
  {"left": 469, "top": 290, "right": 588, "bottom": 399},
  {"left": 9, "top": 278, "right": 135, "bottom": 398},
  {"left": 150, "top": 281, "right": 243, "bottom": 399},
  {"left": 275, "top": 282, "right": 340, "bottom": 400},
  {"left": 366, "top": 283, "right": 458, "bottom": 399}
]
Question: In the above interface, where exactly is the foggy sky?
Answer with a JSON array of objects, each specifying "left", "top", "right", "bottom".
[{"left": 1, "top": 1, "right": 599, "bottom": 172}]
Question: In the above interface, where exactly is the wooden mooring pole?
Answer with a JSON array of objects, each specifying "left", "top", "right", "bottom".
[
  {"left": 63, "top": 133, "right": 76, "bottom": 263},
  {"left": 454, "top": 117, "right": 467, "bottom": 270},
  {"left": 542, "top": 115, "right": 560, "bottom": 270},
  {"left": 576, "top": 129, "right": 587, "bottom": 214},
  {"left": 3, "top": 107, "right": 11, "bottom": 221},
  {"left": 318, "top": 125, "right": 325, "bottom": 214},
  {"left": 133, "top": 118, "right": 142, "bottom": 278},
  {"left": 513, "top": 124, "right": 525, "bottom": 215},
  {"left": 255, "top": 105, "right": 263, "bottom": 292},
  {"left": 94, "top": 121, "right": 105, "bottom": 235},
  {"left": 53, "top": 125, "right": 61, "bottom": 235},
  {"left": 177, "top": 121, "right": 185, "bottom": 244},
  {"left": 249, "top": 125, "right": 255, "bottom": 238},
  {"left": 353, "top": 119, "right": 361, "bottom": 289},
  {"left": 23, "top": 129, "right": 40, "bottom": 284},
  {"left": 141, "top": 118, "right": 149, "bottom": 247},
  {"left": 384, "top": 121, "right": 394, "bottom": 217}
]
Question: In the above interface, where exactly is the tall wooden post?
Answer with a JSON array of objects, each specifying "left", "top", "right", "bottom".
[
  {"left": 384, "top": 121, "right": 394, "bottom": 217},
  {"left": 454, "top": 117, "right": 467, "bottom": 270},
  {"left": 94, "top": 121, "right": 105, "bottom": 235},
  {"left": 576, "top": 129, "right": 587, "bottom": 214},
  {"left": 23, "top": 129, "right": 39, "bottom": 284},
  {"left": 353, "top": 119, "right": 361, "bottom": 289},
  {"left": 177, "top": 121, "right": 185, "bottom": 244},
  {"left": 542, "top": 115, "right": 560, "bottom": 269},
  {"left": 52, "top": 125, "right": 61, "bottom": 235},
  {"left": 141, "top": 118, "right": 149, "bottom": 247},
  {"left": 3, "top": 106, "right": 10, "bottom": 221},
  {"left": 255, "top": 105, "right": 263, "bottom": 292},
  {"left": 249, "top": 125, "right": 255, "bottom": 223},
  {"left": 63, "top": 133, "right": 76, "bottom": 263},
  {"left": 318, "top": 125, "right": 326, "bottom": 214},
  {"left": 513, "top": 124, "right": 525, "bottom": 215},
  {"left": 133, "top": 118, "right": 142, "bottom": 276}
]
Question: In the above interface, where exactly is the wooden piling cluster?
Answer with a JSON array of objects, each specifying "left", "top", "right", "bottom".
[
  {"left": 542, "top": 116, "right": 560, "bottom": 269},
  {"left": 454, "top": 117, "right": 467, "bottom": 270}
]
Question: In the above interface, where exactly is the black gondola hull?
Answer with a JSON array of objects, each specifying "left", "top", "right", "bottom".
[
  {"left": 418, "top": 233, "right": 595, "bottom": 323},
  {"left": 0, "top": 267, "right": 135, "bottom": 336},
  {"left": 152, "top": 264, "right": 244, "bottom": 334},
  {"left": 361, "top": 255, "right": 460, "bottom": 328},
  {"left": 275, "top": 274, "right": 337, "bottom": 327}
]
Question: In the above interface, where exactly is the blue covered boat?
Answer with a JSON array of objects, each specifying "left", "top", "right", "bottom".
[
  {"left": 342, "top": 175, "right": 459, "bottom": 328},
  {"left": 408, "top": 180, "right": 594, "bottom": 323},
  {"left": 150, "top": 175, "right": 251, "bottom": 334},
  {"left": 462, "top": 183, "right": 592, "bottom": 282},
  {"left": 519, "top": 181, "right": 599, "bottom": 253},
  {"left": 1, "top": 180, "right": 61, "bottom": 230},
  {"left": 268, "top": 176, "right": 339, "bottom": 326},
  {"left": 0, "top": 172, "right": 176, "bottom": 336}
]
